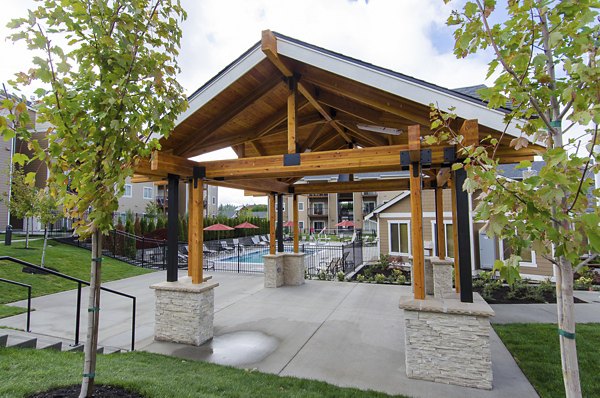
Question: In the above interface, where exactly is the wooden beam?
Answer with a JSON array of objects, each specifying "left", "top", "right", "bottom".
[
  {"left": 300, "top": 122, "right": 329, "bottom": 152},
  {"left": 460, "top": 119, "right": 479, "bottom": 148},
  {"left": 288, "top": 77, "right": 298, "bottom": 154},
  {"left": 317, "top": 89, "right": 383, "bottom": 124},
  {"left": 408, "top": 125, "right": 421, "bottom": 162},
  {"left": 410, "top": 162, "right": 425, "bottom": 300},
  {"left": 294, "top": 178, "right": 435, "bottom": 194},
  {"left": 150, "top": 144, "right": 453, "bottom": 180},
  {"left": 435, "top": 184, "right": 446, "bottom": 260},
  {"left": 269, "top": 193, "right": 276, "bottom": 255},
  {"left": 178, "top": 77, "right": 282, "bottom": 155},
  {"left": 207, "top": 178, "right": 289, "bottom": 194},
  {"left": 250, "top": 140, "right": 265, "bottom": 156},
  {"left": 313, "top": 131, "right": 344, "bottom": 152},
  {"left": 293, "top": 194, "right": 299, "bottom": 253}
]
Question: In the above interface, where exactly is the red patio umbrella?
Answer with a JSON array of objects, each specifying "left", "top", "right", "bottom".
[
  {"left": 283, "top": 221, "right": 295, "bottom": 227},
  {"left": 204, "top": 223, "right": 235, "bottom": 242},
  {"left": 335, "top": 220, "right": 355, "bottom": 228},
  {"left": 234, "top": 221, "right": 259, "bottom": 237}
]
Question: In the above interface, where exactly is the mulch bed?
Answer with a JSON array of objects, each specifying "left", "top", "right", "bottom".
[{"left": 28, "top": 385, "right": 145, "bottom": 398}]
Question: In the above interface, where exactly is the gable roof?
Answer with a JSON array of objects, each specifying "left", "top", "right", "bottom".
[{"left": 364, "top": 191, "right": 410, "bottom": 221}]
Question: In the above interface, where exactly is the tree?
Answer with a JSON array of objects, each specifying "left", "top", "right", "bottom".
[
  {"left": 3, "top": 168, "right": 37, "bottom": 249},
  {"left": 36, "top": 187, "right": 61, "bottom": 267},
  {"left": 431, "top": 2, "right": 599, "bottom": 397},
  {"left": 5, "top": 1, "right": 187, "bottom": 396}
]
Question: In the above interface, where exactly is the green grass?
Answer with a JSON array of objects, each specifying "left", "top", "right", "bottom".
[
  {"left": 0, "top": 348, "right": 401, "bottom": 398},
  {"left": 494, "top": 323, "right": 600, "bottom": 398},
  {"left": 0, "top": 238, "right": 152, "bottom": 311},
  {"left": 0, "top": 305, "right": 28, "bottom": 319}
]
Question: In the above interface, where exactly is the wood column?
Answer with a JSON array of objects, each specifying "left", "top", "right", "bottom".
[
  {"left": 293, "top": 194, "right": 299, "bottom": 253},
  {"left": 277, "top": 194, "right": 284, "bottom": 252},
  {"left": 269, "top": 193, "right": 276, "bottom": 255},
  {"left": 454, "top": 168, "right": 473, "bottom": 303},
  {"left": 187, "top": 183, "right": 194, "bottom": 277},
  {"left": 190, "top": 178, "right": 204, "bottom": 284},
  {"left": 167, "top": 174, "right": 179, "bottom": 282},
  {"left": 287, "top": 76, "right": 298, "bottom": 154},
  {"left": 410, "top": 162, "right": 425, "bottom": 300},
  {"left": 451, "top": 179, "right": 460, "bottom": 293},
  {"left": 435, "top": 184, "right": 446, "bottom": 260}
]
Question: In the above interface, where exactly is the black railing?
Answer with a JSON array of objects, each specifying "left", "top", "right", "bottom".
[
  {"left": 0, "top": 256, "right": 136, "bottom": 351},
  {"left": 0, "top": 277, "right": 31, "bottom": 332}
]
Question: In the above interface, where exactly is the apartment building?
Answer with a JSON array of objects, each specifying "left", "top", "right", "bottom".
[
  {"left": 280, "top": 172, "right": 406, "bottom": 234},
  {"left": 155, "top": 182, "right": 218, "bottom": 218}
]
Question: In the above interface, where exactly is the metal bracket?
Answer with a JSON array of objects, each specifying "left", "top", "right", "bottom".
[
  {"left": 400, "top": 151, "right": 411, "bottom": 171},
  {"left": 401, "top": 150, "right": 431, "bottom": 170},
  {"left": 288, "top": 186, "right": 295, "bottom": 194},
  {"left": 192, "top": 166, "right": 206, "bottom": 189},
  {"left": 283, "top": 153, "right": 301, "bottom": 166},
  {"left": 443, "top": 147, "right": 456, "bottom": 165},
  {"left": 420, "top": 149, "right": 431, "bottom": 168}
]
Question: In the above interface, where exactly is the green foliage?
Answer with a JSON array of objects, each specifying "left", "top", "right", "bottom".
[
  {"left": 374, "top": 273, "right": 386, "bottom": 284},
  {"left": 2, "top": 168, "right": 37, "bottom": 221},
  {"left": 391, "top": 269, "right": 406, "bottom": 285},
  {"left": 146, "top": 217, "right": 156, "bottom": 234},
  {"left": 574, "top": 276, "right": 593, "bottom": 290},
  {"left": 144, "top": 202, "right": 162, "bottom": 219},
  {"left": 140, "top": 217, "right": 148, "bottom": 235},
  {"left": 156, "top": 215, "right": 166, "bottom": 230},
  {"left": 356, "top": 274, "right": 365, "bottom": 283},
  {"left": 5, "top": 0, "right": 188, "bottom": 237},
  {"left": 178, "top": 214, "right": 188, "bottom": 242},
  {"left": 336, "top": 271, "right": 345, "bottom": 282},
  {"left": 134, "top": 216, "right": 142, "bottom": 236},
  {"left": 36, "top": 189, "right": 61, "bottom": 227}
]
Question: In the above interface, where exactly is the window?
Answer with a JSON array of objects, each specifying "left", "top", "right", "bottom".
[
  {"left": 313, "top": 202, "right": 324, "bottom": 215},
  {"left": 299, "top": 221, "right": 304, "bottom": 230},
  {"left": 212, "top": 197, "right": 216, "bottom": 205},
  {"left": 363, "top": 201, "right": 375, "bottom": 214},
  {"left": 502, "top": 238, "right": 539, "bottom": 268},
  {"left": 123, "top": 184, "right": 132, "bottom": 198},
  {"left": 313, "top": 221, "right": 325, "bottom": 231},
  {"left": 143, "top": 187, "right": 153, "bottom": 200},
  {"left": 432, "top": 221, "right": 455, "bottom": 258},
  {"left": 298, "top": 202, "right": 304, "bottom": 211},
  {"left": 389, "top": 221, "right": 410, "bottom": 255}
]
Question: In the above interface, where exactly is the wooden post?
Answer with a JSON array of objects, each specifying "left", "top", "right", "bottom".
[
  {"left": 408, "top": 125, "right": 424, "bottom": 300},
  {"left": 167, "top": 174, "right": 179, "bottom": 282},
  {"left": 277, "top": 194, "right": 284, "bottom": 252},
  {"left": 287, "top": 76, "right": 297, "bottom": 154},
  {"left": 187, "top": 183, "right": 194, "bottom": 277},
  {"left": 451, "top": 178, "right": 460, "bottom": 293},
  {"left": 454, "top": 168, "right": 473, "bottom": 303},
  {"left": 269, "top": 193, "right": 276, "bottom": 255},
  {"left": 410, "top": 162, "right": 425, "bottom": 300},
  {"left": 293, "top": 194, "right": 299, "bottom": 253},
  {"left": 190, "top": 178, "right": 204, "bottom": 284},
  {"left": 435, "top": 184, "right": 446, "bottom": 260}
]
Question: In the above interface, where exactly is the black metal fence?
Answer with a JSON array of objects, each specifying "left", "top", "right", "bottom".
[{"left": 55, "top": 231, "right": 366, "bottom": 277}]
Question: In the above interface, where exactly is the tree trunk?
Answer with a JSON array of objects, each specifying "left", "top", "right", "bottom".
[
  {"left": 41, "top": 226, "right": 48, "bottom": 268},
  {"left": 556, "top": 257, "right": 582, "bottom": 398},
  {"left": 79, "top": 229, "right": 102, "bottom": 398},
  {"left": 25, "top": 217, "right": 29, "bottom": 249}
]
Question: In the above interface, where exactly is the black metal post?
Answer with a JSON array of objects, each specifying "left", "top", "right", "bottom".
[
  {"left": 277, "top": 194, "right": 284, "bottom": 253},
  {"left": 454, "top": 168, "right": 473, "bottom": 303},
  {"left": 141, "top": 236, "right": 145, "bottom": 268},
  {"left": 26, "top": 285, "right": 31, "bottom": 332},
  {"left": 237, "top": 244, "right": 241, "bottom": 273},
  {"left": 75, "top": 282, "right": 81, "bottom": 346},
  {"left": 131, "top": 297, "right": 136, "bottom": 351},
  {"left": 167, "top": 174, "right": 180, "bottom": 282}
]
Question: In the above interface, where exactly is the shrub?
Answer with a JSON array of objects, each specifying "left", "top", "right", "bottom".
[
  {"left": 374, "top": 273, "right": 386, "bottom": 284},
  {"left": 356, "top": 274, "right": 365, "bottom": 283},
  {"left": 337, "top": 271, "right": 345, "bottom": 282},
  {"left": 574, "top": 276, "right": 593, "bottom": 290},
  {"left": 391, "top": 269, "right": 406, "bottom": 285}
]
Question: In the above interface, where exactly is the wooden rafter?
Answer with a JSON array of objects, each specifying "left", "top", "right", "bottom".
[
  {"left": 300, "top": 122, "right": 330, "bottom": 152},
  {"left": 316, "top": 88, "right": 383, "bottom": 124}
]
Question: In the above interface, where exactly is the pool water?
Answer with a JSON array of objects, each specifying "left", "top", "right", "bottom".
[{"left": 220, "top": 247, "right": 317, "bottom": 264}]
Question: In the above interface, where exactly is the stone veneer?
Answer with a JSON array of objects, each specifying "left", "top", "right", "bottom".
[
  {"left": 264, "top": 252, "right": 305, "bottom": 288},
  {"left": 431, "top": 257, "right": 454, "bottom": 299},
  {"left": 399, "top": 293, "right": 495, "bottom": 390},
  {"left": 424, "top": 257, "right": 433, "bottom": 296},
  {"left": 151, "top": 276, "right": 219, "bottom": 346}
]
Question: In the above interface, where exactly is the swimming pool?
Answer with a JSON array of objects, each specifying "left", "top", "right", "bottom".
[{"left": 220, "top": 247, "right": 318, "bottom": 264}]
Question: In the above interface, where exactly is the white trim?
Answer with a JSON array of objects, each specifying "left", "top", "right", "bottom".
[
  {"left": 143, "top": 186, "right": 153, "bottom": 200},
  {"left": 380, "top": 211, "right": 453, "bottom": 218},
  {"left": 175, "top": 46, "right": 266, "bottom": 127},
  {"left": 519, "top": 250, "right": 538, "bottom": 268},
  {"left": 430, "top": 219, "right": 455, "bottom": 260},
  {"left": 364, "top": 191, "right": 410, "bottom": 220},
  {"left": 123, "top": 184, "right": 132, "bottom": 198},
  {"left": 298, "top": 201, "right": 305, "bottom": 211},
  {"left": 388, "top": 220, "right": 411, "bottom": 256},
  {"left": 277, "top": 37, "right": 543, "bottom": 146}
]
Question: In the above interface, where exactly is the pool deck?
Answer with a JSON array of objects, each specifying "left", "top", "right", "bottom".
[{"left": 1, "top": 270, "right": 548, "bottom": 398}]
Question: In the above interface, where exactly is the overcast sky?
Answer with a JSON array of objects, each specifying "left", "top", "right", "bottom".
[{"left": 0, "top": 0, "right": 498, "bottom": 206}]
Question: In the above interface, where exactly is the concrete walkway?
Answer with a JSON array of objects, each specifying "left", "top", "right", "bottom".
[{"left": 1, "top": 271, "right": 545, "bottom": 398}]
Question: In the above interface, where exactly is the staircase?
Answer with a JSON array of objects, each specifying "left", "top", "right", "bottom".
[{"left": 0, "top": 329, "right": 122, "bottom": 354}]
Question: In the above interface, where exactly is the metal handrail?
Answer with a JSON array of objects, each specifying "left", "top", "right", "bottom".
[
  {"left": 0, "top": 278, "right": 31, "bottom": 332},
  {"left": 0, "top": 256, "right": 136, "bottom": 351}
]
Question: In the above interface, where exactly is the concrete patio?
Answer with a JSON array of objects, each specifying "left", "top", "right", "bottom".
[{"left": 1, "top": 270, "right": 544, "bottom": 398}]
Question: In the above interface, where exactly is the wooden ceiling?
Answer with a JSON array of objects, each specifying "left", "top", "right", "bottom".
[{"left": 139, "top": 31, "right": 543, "bottom": 192}]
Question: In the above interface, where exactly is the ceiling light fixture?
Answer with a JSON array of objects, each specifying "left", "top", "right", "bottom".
[{"left": 357, "top": 123, "right": 402, "bottom": 135}]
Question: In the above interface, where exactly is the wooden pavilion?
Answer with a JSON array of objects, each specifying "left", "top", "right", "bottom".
[{"left": 135, "top": 31, "right": 542, "bottom": 303}]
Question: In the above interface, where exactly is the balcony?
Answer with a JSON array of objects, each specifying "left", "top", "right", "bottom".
[
  {"left": 308, "top": 193, "right": 328, "bottom": 198},
  {"left": 362, "top": 192, "right": 377, "bottom": 197},
  {"left": 309, "top": 208, "right": 328, "bottom": 217}
]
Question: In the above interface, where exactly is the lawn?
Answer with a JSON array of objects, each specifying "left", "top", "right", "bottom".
[
  {"left": 0, "top": 348, "right": 401, "bottom": 398},
  {"left": 494, "top": 323, "right": 600, "bottom": 398},
  {"left": 0, "top": 238, "right": 152, "bottom": 317}
]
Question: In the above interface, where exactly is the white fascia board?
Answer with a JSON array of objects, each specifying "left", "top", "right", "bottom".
[
  {"left": 175, "top": 46, "right": 266, "bottom": 127},
  {"left": 277, "top": 37, "right": 544, "bottom": 147}
]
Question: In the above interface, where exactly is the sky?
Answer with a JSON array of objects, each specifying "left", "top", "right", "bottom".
[{"left": 0, "top": 0, "right": 499, "bottom": 206}]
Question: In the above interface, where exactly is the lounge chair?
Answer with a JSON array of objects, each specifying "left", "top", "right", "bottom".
[
  {"left": 203, "top": 244, "right": 216, "bottom": 255},
  {"left": 220, "top": 240, "right": 234, "bottom": 251},
  {"left": 260, "top": 235, "right": 269, "bottom": 244},
  {"left": 251, "top": 236, "right": 263, "bottom": 246}
]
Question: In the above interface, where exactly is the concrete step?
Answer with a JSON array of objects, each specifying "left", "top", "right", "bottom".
[
  {"left": 0, "top": 334, "right": 7, "bottom": 347},
  {"left": 39, "top": 341, "right": 62, "bottom": 351},
  {"left": 7, "top": 336, "right": 37, "bottom": 348},
  {"left": 64, "top": 344, "right": 84, "bottom": 352}
]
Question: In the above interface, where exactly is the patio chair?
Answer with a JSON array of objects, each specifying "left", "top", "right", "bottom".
[
  {"left": 203, "top": 244, "right": 216, "bottom": 255},
  {"left": 220, "top": 240, "right": 234, "bottom": 252},
  {"left": 260, "top": 235, "right": 269, "bottom": 244},
  {"left": 319, "top": 256, "right": 342, "bottom": 274},
  {"left": 251, "top": 236, "right": 264, "bottom": 246},
  {"left": 203, "top": 258, "right": 215, "bottom": 271}
]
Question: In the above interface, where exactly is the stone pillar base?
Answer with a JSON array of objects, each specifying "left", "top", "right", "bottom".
[
  {"left": 399, "top": 293, "right": 495, "bottom": 390},
  {"left": 431, "top": 257, "right": 454, "bottom": 299},
  {"left": 283, "top": 253, "right": 306, "bottom": 286},
  {"left": 151, "top": 276, "right": 219, "bottom": 346},
  {"left": 424, "top": 257, "right": 433, "bottom": 296},
  {"left": 264, "top": 254, "right": 284, "bottom": 288}
]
